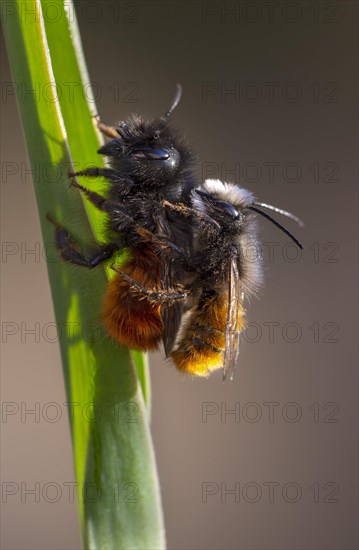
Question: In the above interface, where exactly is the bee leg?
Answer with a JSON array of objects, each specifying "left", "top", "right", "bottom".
[
  {"left": 69, "top": 180, "right": 107, "bottom": 210},
  {"left": 47, "top": 214, "right": 117, "bottom": 268},
  {"left": 69, "top": 182, "right": 137, "bottom": 231},
  {"left": 68, "top": 167, "right": 119, "bottom": 181},
  {"left": 161, "top": 200, "right": 194, "bottom": 217},
  {"left": 93, "top": 115, "right": 119, "bottom": 139},
  {"left": 162, "top": 200, "right": 220, "bottom": 229},
  {"left": 135, "top": 226, "right": 190, "bottom": 265},
  {"left": 135, "top": 226, "right": 186, "bottom": 258},
  {"left": 111, "top": 267, "right": 188, "bottom": 304},
  {"left": 69, "top": 168, "right": 134, "bottom": 190}
]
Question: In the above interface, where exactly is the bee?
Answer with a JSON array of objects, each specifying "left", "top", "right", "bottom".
[
  {"left": 165, "top": 179, "right": 304, "bottom": 379},
  {"left": 124, "top": 179, "right": 303, "bottom": 380},
  {"left": 48, "top": 85, "right": 195, "bottom": 354}
]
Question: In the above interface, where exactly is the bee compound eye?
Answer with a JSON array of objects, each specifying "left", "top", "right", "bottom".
[
  {"left": 130, "top": 146, "right": 170, "bottom": 160},
  {"left": 216, "top": 200, "right": 240, "bottom": 220}
]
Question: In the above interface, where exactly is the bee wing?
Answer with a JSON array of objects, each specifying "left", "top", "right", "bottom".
[
  {"left": 160, "top": 259, "right": 184, "bottom": 356},
  {"left": 223, "top": 257, "right": 243, "bottom": 382},
  {"left": 153, "top": 208, "right": 184, "bottom": 356}
]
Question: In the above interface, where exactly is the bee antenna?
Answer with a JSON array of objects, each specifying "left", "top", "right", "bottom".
[
  {"left": 252, "top": 201, "right": 304, "bottom": 227},
  {"left": 163, "top": 84, "right": 183, "bottom": 119},
  {"left": 248, "top": 205, "right": 303, "bottom": 250}
]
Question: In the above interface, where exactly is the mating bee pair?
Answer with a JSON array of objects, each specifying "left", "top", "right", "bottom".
[{"left": 49, "top": 85, "right": 303, "bottom": 380}]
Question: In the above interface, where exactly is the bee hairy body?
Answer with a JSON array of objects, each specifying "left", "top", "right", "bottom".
[
  {"left": 170, "top": 179, "right": 262, "bottom": 378},
  {"left": 103, "top": 247, "right": 163, "bottom": 351},
  {"left": 49, "top": 86, "right": 196, "bottom": 357},
  {"left": 172, "top": 289, "right": 245, "bottom": 377}
]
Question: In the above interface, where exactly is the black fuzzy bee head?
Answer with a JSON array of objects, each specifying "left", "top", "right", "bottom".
[
  {"left": 97, "top": 85, "right": 193, "bottom": 192},
  {"left": 99, "top": 117, "right": 191, "bottom": 186},
  {"left": 194, "top": 188, "right": 245, "bottom": 233},
  {"left": 192, "top": 180, "right": 254, "bottom": 236}
]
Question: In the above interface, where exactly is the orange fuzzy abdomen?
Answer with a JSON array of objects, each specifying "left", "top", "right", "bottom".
[
  {"left": 102, "top": 249, "right": 163, "bottom": 351},
  {"left": 172, "top": 292, "right": 245, "bottom": 377}
]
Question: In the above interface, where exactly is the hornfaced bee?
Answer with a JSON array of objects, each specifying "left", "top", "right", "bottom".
[
  {"left": 150, "top": 179, "right": 303, "bottom": 380},
  {"left": 48, "top": 85, "right": 195, "bottom": 354}
]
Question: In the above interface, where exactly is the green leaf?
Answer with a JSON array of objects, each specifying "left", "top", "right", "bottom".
[
  {"left": 40, "top": 0, "right": 150, "bottom": 399},
  {"left": 2, "top": 1, "right": 164, "bottom": 548}
]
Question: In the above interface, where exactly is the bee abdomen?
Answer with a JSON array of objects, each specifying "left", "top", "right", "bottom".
[
  {"left": 171, "top": 292, "right": 229, "bottom": 377},
  {"left": 102, "top": 255, "right": 163, "bottom": 351}
]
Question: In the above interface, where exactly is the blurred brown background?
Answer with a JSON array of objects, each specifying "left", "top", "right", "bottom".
[{"left": 1, "top": 1, "right": 358, "bottom": 549}]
